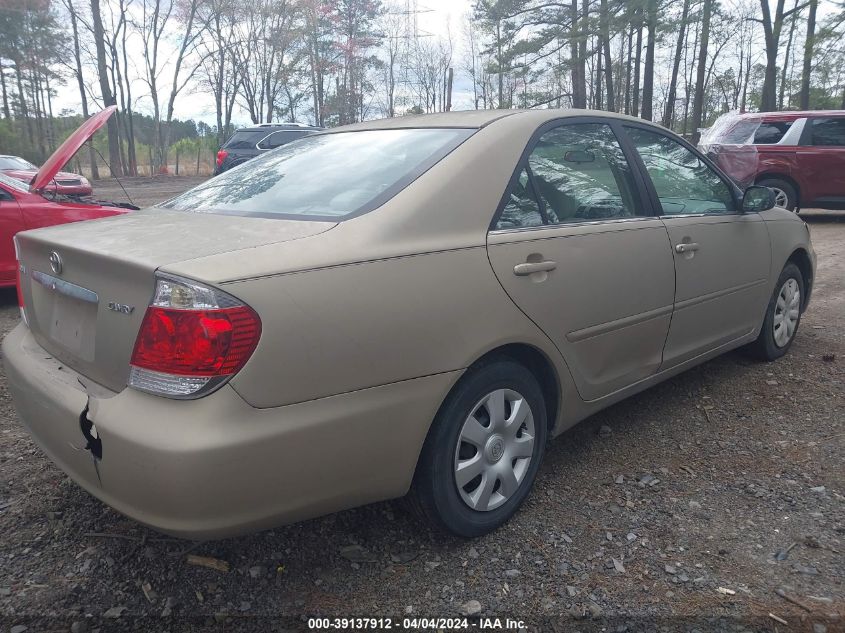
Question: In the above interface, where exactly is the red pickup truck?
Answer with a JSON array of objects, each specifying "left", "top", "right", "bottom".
[{"left": 700, "top": 110, "right": 845, "bottom": 212}]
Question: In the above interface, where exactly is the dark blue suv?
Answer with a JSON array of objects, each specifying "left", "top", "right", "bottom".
[{"left": 215, "top": 123, "right": 323, "bottom": 175}]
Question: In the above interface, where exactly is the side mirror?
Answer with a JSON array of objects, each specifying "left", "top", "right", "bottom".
[{"left": 742, "top": 185, "right": 776, "bottom": 212}]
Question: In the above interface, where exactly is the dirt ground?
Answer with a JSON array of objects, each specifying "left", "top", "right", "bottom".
[
  {"left": 93, "top": 176, "right": 208, "bottom": 208},
  {"left": 0, "top": 184, "right": 842, "bottom": 632}
]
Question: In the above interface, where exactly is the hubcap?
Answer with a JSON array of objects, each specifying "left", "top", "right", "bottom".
[
  {"left": 773, "top": 278, "right": 800, "bottom": 348},
  {"left": 454, "top": 389, "right": 535, "bottom": 512},
  {"left": 771, "top": 187, "right": 789, "bottom": 209}
]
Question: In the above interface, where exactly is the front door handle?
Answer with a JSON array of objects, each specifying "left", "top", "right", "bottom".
[
  {"left": 513, "top": 260, "right": 557, "bottom": 276},
  {"left": 675, "top": 242, "right": 700, "bottom": 253}
]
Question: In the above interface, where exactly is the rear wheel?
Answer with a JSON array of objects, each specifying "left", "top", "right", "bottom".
[
  {"left": 410, "top": 360, "right": 547, "bottom": 537},
  {"left": 746, "top": 262, "right": 804, "bottom": 361},
  {"left": 758, "top": 177, "right": 798, "bottom": 212}
]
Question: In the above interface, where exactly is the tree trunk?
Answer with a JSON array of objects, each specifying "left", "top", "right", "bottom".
[
  {"left": 624, "top": 23, "right": 633, "bottom": 114},
  {"left": 778, "top": 0, "right": 799, "bottom": 109},
  {"left": 641, "top": 0, "right": 657, "bottom": 120},
  {"left": 799, "top": 0, "right": 817, "bottom": 109},
  {"left": 691, "top": 0, "right": 712, "bottom": 144},
  {"left": 599, "top": 0, "right": 614, "bottom": 111},
  {"left": 663, "top": 0, "right": 690, "bottom": 129},
  {"left": 66, "top": 0, "right": 99, "bottom": 178},
  {"left": 0, "top": 62, "right": 10, "bottom": 120},
  {"left": 90, "top": 0, "right": 122, "bottom": 176},
  {"left": 569, "top": 0, "right": 586, "bottom": 108},
  {"left": 632, "top": 10, "right": 643, "bottom": 117},
  {"left": 759, "top": 0, "right": 787, "bottom": 112}
]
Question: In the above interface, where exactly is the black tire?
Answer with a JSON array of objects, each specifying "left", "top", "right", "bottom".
[
  {"left": 758, "top": 177, "right": 798, "bottom": 212},
  {"left": 409, "top": 359, "right": 548, "bottom": 537},
  {"left": 746, "top": 262, "right": 805, "bottom": 361}
]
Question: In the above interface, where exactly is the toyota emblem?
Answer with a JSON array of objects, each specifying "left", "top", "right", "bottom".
[{"left": 48, "top": 251, "right": 62, "bottom": 275}]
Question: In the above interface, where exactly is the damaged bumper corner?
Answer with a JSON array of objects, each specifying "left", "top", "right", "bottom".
[{"left": 3, "top": 322, "right": 453, "bottom": 540}]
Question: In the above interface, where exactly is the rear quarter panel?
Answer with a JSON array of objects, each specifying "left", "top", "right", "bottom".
[{"left": 224, "top": 246, "right": 562, "bottom": 409}]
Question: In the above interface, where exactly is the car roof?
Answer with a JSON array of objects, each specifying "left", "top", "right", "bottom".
[
  {"left": 330, "top": 108, "right": 655, "bottom": 132},
  {"left": 238, "top": 123, "right": 322, "bottom": 132},
  {"left": 734, "top": 110, "right": 845, "bottom": 122}
]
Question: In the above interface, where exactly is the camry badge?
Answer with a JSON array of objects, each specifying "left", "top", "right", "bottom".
[
  {"left": 107, "top": 302, "right": 135, "bottom": 315},
  {"left": 48, "top": 251, "right": 62, "bottom": 275}
]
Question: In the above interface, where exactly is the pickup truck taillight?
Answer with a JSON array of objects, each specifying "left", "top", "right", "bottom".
[
  {"left": 216, "top": 149, "right": 228, "bottom": 169},
  {"left": 129, "top": 274, "right": 261, "bottom": 398}
]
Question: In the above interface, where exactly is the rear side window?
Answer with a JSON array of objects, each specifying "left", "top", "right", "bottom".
[
  {"left": 257, "top": 130, "right": 310, "bottom": 149},
  {"left": 496, "top": 123, "right": 640, "bottom": 230},
  {"left": 162, "top": 128, "right": 473, "bottom": 220},
  {"left": 810, "top": 118, "right": 845, "bottom": 146},
  {"left": 222, "top": 130, "right": 267, "bottom": 149},
  {"left": 754, "top": 122, "right": 792, "bottom": 144}
]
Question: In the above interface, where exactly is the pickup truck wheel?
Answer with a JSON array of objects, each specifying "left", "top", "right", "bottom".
[
  {"left": 758, "top": 178, "right": 798, "bottom": 212},
  {"left": 409, "top": 360, "right": 547, "bottom": 537}
]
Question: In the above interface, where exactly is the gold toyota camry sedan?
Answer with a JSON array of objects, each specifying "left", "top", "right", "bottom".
[{"left": 4, "top": 110, "right": 815, "bottom": 539}]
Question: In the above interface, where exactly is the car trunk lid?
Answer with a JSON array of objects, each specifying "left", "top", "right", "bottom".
[{"left": 16, "top": 209, "right": 335, "bottom": 392}]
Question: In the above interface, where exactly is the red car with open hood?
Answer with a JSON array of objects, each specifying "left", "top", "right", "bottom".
[
  {"left": 0, "top": 155, "right": 93, "bottom": 197},
  {"left": 0, "top": 107, "right": 137, "bottom": 287}
]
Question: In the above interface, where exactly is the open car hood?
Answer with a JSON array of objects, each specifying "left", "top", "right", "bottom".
[{"left": 31, "top": 106, "right": 115, "bottom": 192}]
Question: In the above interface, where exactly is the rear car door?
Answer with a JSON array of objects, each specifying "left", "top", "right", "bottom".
[
  {"left": 795, "top": 116, "right": 845, "bottom": 208},
  {"left": 0, "top": 185, "right": 25, "bottom": 286},
  {"left": 623, "top": 124, "right": 771, "bottom": 369},
  {"left": 487, "top": 119, "right": 675, "bottom": 402}
]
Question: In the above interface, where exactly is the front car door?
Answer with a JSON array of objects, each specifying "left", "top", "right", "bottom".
[
  {"left": 795, "top": 116, "right": 845, "bottom": 209},
  {"left": 622, "top": 124, "right": 771, "bottom": 369},
  {"left": 487, "top": 119, "right": 676, "bottom": 402}
]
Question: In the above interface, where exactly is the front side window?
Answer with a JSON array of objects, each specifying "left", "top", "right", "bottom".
[
  {"left": 495, "top": 122, "right": 640, "bottom": 230},
  {"left": 162, "top": 128, "right": 473, "bottom": 220},
  {"left": 626, "top": 126, "right": 735, "bottom": 215},
  {"left": 810, "top": 117, "right": 845, "bottom": 146}
]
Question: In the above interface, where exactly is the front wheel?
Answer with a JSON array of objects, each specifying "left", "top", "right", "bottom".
[
  {"left": 746, "top": 262, "right": 804, "bottom": 361},
  {"left": 410, "top": 360, "right": 547, "bottom": 537}
]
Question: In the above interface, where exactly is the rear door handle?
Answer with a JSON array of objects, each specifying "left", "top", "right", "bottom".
[
  {"left": 513, "top": 261, "right": 557, "bottom": 276},
  {"left": 675, "top": 242, "right": 700, "bottom": 253}
]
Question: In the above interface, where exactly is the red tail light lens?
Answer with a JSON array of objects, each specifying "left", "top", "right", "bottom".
[
  {"left": 128, "top": 275, "right": 261, "bottom": 398},
  {"left": 131, "top": 306, "right": 260, "bottom": 376},
  {"left": 216, "top": 149, "right": 228, "bottom": 168}
]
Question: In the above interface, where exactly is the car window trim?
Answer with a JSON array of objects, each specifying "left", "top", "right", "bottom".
[
  {"left": 618, "top": 121, "right": 744, "bottom": 217},
  {"left": 488, "top": 115, "right": 658, "bottom": 232}
]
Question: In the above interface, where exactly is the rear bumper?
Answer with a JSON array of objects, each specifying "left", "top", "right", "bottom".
[{"left": 3, "top": 323, "right": 456, "bottom": 539}]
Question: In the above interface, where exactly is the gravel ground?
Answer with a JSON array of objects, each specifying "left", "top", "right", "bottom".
[{"left": 0, "top": 203, "right": 842, "bottom": 633}]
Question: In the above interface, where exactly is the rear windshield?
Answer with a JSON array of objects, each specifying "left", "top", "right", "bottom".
[
  {"left": 716, "top": 120, "right": 761, "bottom": 144},
  {"left": 222, "top": 130, "right": 268, "bottom": 149},
  {"left": 162, "top": 128, "right": 474, "bottom": 220}
]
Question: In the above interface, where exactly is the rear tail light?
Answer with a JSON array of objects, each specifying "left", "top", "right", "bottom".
[
  {"left": 129, "top": 275, "right": 261, "bottom": 398},
  {"left": 216, "top": 149, "right": 228, "bottom": 168}
]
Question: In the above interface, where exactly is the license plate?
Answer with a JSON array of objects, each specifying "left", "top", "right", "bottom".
[{"left": 31, "top": 271, "right": 98, "bottom": 361}]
